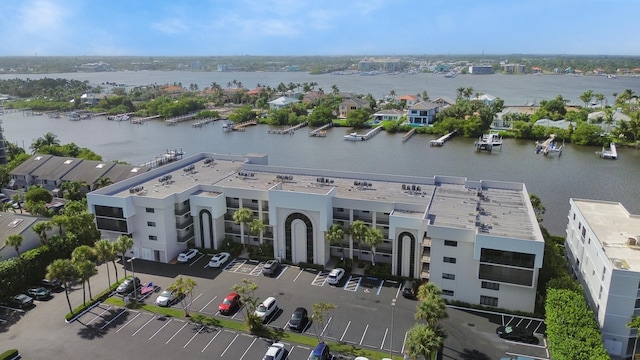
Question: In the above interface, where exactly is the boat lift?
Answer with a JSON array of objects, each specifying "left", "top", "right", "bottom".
[{"left": 535, "top": 134, "right": 564, "bottom": 156}]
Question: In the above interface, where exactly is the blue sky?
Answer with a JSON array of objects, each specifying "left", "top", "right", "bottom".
[{"left": 1, "top": 0, "right": 639, "bottom": 56}]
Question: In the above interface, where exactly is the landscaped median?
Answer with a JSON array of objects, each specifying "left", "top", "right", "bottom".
[
  {"left": 0, "top": 349, "right": 20, "bottom": 360},
  {"left": 103, "top": 296, "right": 403, "bottom": 360},
  {"left": 64, "top": 277, "right": 130, "bottom": 322}
]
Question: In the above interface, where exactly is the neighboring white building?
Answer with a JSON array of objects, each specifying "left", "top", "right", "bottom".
[
  {"left": 87, "top": 152, "right": 544, "bottom": 312},
  {"left": 566, "top": 199, "right": 640, "bottom": 359},
  {"left": 0, "top": 213, "right": 46, "bottom": 260},
  {"left": 268, "top": 96, "right": 299, "bottom": 110}
]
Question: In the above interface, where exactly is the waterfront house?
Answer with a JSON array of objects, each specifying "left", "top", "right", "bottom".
[
  {"left": 338, "top": 98, "right": 371, "bottom": 118},
  {"left": 86, "top": 152, "right": 544, "bottom": 313},
  {"left": 587, "top": 108, "right": 630, "bottom": 133},
  {"left": 372, "top": 109, "right": 405, "bottom": 123},
  {"left": 302, "top": 91, "right": 326, "bottom": 105},
  {"left": 395, "top": 95, "right": 419, "bottom": 107},
  {"left": 565, "top": 199, "right": 640, "bottom": 359},
  {"left": 407, "top": 101, "right": 441, "bottom": 125},
  {"left": 432, "top": 96, "right": 456, "bottom": 108},
  {"left": 268, "top": 96, "right": 300, "bottom": 110},
  {"left": 472, "top": 93, "right": 497, "bottom": 105}
]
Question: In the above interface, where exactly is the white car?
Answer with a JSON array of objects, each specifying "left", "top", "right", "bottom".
[
  {"left": 255, "top": 296, "right": 278, "bottom": 322},
  {"left": 155, "top": 290, "right": 179, "bottom": 307},
  {"left": 208, "top": 252, "right": 230, "bottom": 268},
  {"left": 262, "top": 342, "right": 286, "bottom": 360},
  {"left": 177, "top": 249, "right": 199, "bottom": 263},
  {"left": 327, "top": 268, "right": 345, "bottom": 285}
]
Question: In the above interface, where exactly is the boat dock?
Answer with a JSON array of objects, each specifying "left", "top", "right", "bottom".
[
  {"left": 343, "top": 126, "right": 384, "bottom": 141},
  {"left": 535, "top": 134, "right": 564, "bottom": 156},
  {"left": 165, "top": 113, "right": 197, "bottom": 126},
  {"left": 269, "top": 122, "right": 307, "bottom": 134},
  {"left": 402, "top": 128, "right": 417, "bottom": 143},
  {"left": 474, "top": 131, "right": 503, "bottom": 152},
  {"left": 430, "top": 130, "right": 457, "bottom": 146},
  {"left": 309, "top": 122, "right": 333, "bottom": 137},
  {"left": 130, "top": 115, "right": 160, "bottom": 124},
  {"left": 234, "top": 120, "right": 257, "bottom": 130},
  {"left": 192, "top": 118, "right": 216, "bottom": 127},
  {"left": 599, "top": 143, "right": 618, "bottom": 159}
]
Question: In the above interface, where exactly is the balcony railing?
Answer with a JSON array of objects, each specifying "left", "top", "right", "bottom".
[
  {"left": 176, "top": 218, "right": 193, "bottom": 229},
  {"left": 174, "top": 206, "right": 190, "bottom": 216},
  {"left": 177, "top": 230, "right": 194, "bottom": 243},
  {"left": 423, "top": 238, "right": 432, "bottom": 247}
]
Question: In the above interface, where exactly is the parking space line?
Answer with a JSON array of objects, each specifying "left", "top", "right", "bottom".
[
  {"left": 343, "top": 275, "right": 362, "bottom": 292},
  {"left": 100, "top": 308, "right": 128, "bottom": 330},
  {"left": 293, "top": 268, "right": 304, "bottom": 281},
  {"left": 395, "top": 283, "right": 402, "bottom": 298},
  {"left": 533, "top": 321, "right": 544, "bottom": 334},
  {"left": 201, "top": 329, "right": 221, "bottom": 352},
  {"left": 340, "top": 321, "right": 351, "bottom": 341},
  {"left": 149, "top": 319, "right": 172, "bottom": 339},
  {"left": 320, "top": 316, "right": 332, "bottom": 337},
  {"left": 187, "top": 293, "right": 203, "bottom": 308},
  {"left": 276, "top": 265, "right": 288, "bottom": 279},
  {"left": 132, "top": 315, "right": 156, "bottom": 336},
  {"left": 183, "top": 325, "right": 205, "bottom": 348},
  {"left": 506, "top": 352, "right": 549, "bottom": 360},
  {"left": 380, "top": 328, "right": 388, "bottom": 349},
  {"left": 359, "top": 324, "right": 369, "bottom": 345},
  {"left": 220, "top": 333, "right": 239, "bottom": 357},
  {"left": 376, "top": 279, "right": 385, "bottom": 295},
  {"left": 189, "top": 253, "right": 206, "bottom": 267},
  {"left": 401, "top": 331, "right": 408, "bottom": 354},
  {"left": 199, "top": 295, "right": 218, "bottom": 313},
  {"left": 166, "top": 322, "right": 189, "bottom": 344},
  {"left": 239, "top": 337, "right": 258, "bottom": 360},
  {"left": 312, "top": 271, "right": 329, "bottom": 286},
  {"left": 250, "top": 262, "right": 264, "bottom": 276},
  {"left": 86, "top": 305, "right": 112, "bottom": 325},
  {"left": 116, "top": 311, "right": 142, "bottom": 333}
]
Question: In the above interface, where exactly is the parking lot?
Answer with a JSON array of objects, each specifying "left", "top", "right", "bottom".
[{"left": 1, "top": 254, "right": 550, "bottom": 360}]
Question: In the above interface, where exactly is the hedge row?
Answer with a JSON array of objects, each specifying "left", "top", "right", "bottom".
[
  {"left": 545, "top": 288, "right": 608, "bottom": 360},
  {"left": 0, "top": 349, "right": 19, "bottom": 360},
  {"left": 65, "top": 278, "right": 128, "bottom": 321}
]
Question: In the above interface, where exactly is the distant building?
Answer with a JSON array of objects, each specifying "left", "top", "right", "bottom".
[
  {"left": 338, "top": 98, "right": 371, "bottom": 118},
  {"left": 358, "top": 61, "right": 374, "bottom": 72},
  {"left": 469, "top": 65, "right": 494, "bottom": 75},
  {"left": 565, "top": 199, "right": 640, "bottom": 359},
  {"left": 472, "top": 93, "right": 497, "bottom": 105},
  {"left": 0, "top": 119, "right": 7, "bottom": 165},
  {"left": 217, "top": 64, "right": 237, "bottom": 72},
  {"left": 395, "top": 95, "right": 419, "bottom": 107},
  {"left": 407, "top": 101, "right": 441, "bottom": 125},
  {"left": 78, "top": 61, "right": 113, "bottom": 72},
  {"left": 501, "top": 64, "right": 526, "bottom": 74}
]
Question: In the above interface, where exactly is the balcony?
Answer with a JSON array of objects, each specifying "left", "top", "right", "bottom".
[
  {"left": 423, "top": 238, "right": 432, "bottom": 247},
  {"left": 176, "top": 217, "right": 193, "bottom": 229},
  {"left": 177, "top": 230, "right": 194, "bottom": 243},
  {"left": 422, "top": 254, "right": 431, "bottom": 263},
  {"left": 421, "top": 266, "right": 430, "bottom": 279},
  {"left": 175, "top": 206, "right": 190, "bottom": 216}
]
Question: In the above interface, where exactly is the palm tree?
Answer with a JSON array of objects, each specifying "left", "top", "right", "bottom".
[
  {"left": 93, "top": 177, "right": 114, "bottom": 190},
  {"left": 417, "top": 282, "right": 443, "bottom": 300},
  {"left": 595, "top": 93, "right": 606, "bottom": 107},
  {"left": 248, "top": 218, "right": 265, "bottom": 244},
  {"left": 579, "top": 90, "right": 594, "bottom": 107},
  {"left": 604, "top": 107, "right": 615, "bottom": 133},
  {"left": 415, "top": 295, "right": 449, "bottom": 327},
  {"left": 326, "top": 223, "right": 346, "bottom": 260},
  {"left": 233, "top": 207, "right": 254, "bottom": 245},
  {"left": 363, "top": 227, "right": 384, "bottom": 265},
  {"left": 404, "top": 323, "right": 447, "bottom": 360},
  {"left": 75, "top": 260, "right": 97, "bottom": 303},
  {"left": 114, "top": 235, "right": 134, "bottom": 278},
  {"left": 311, "top": 302, "right": 337, "bottom": 342},
  {"left": 51, "top": 214, "right": 69, "bottom": 236},
  {"left": 6, "top": 234, "right": 23, "bottom": 256},
  {"left": 627, "top": 315, "right": 640, "bottom": 359},
  {"left": 349, "top": 220, "right": 369, "bottom": 258},
  {"left": 95, "top": 239, "right": 118, "bottom": 286},
  {"left": 331, "top": 84, "right": 339, "bottom": 95},
  {"left": 456, "top": 87, "right": 465, "bottom": 100},
  {"left": 72, "top": 245, "right": 96, "bottom": 262},
  {"left": 32, "top": 221, "right": 53, "bottom": 244},
  {"left": 47, "top": 259, "right": 77, "bottom": 314},
  {"left": 168, "top": 277, "right": 197, "bottom": 317},
  {"left": 11, "top": 192, "right": 25, "bottom": 214}
]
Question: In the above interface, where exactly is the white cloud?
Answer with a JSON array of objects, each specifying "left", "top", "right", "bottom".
[
  {"left": 18, "top": 0, "right": 69, "bottom": 34},
  {"left": 151, "top": 18, "right": 189, "bottom": 35}
]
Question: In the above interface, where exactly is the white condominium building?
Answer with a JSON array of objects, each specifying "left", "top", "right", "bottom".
[
  {"left": 566, "top": 198, "right": 640, "bottom": 359},
  {"left": 87, "top": 152, "right": 544, "bottom": 312}
]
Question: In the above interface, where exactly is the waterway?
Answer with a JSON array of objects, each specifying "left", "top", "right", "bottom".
[{"left": 2, "top": 71, "right": 640, "bottom": 236}]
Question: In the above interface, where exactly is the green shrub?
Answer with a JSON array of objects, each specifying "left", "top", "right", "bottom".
[
  {"left": 0, "top": 349, "right": 19, "bottom": 360},
  {"left": 366, "top": 263, "right": 392, "bottom": 276},
  {"left": 65, "top": 279, "right": 124, "bottom": 321},
  {"left": 298, "top": 262, "right": 324, "bottom": 271}
]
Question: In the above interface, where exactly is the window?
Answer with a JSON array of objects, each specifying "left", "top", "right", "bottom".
[
  {"left": 443, "top": 257, "right": 457, "bottom": 264},
  {"left": 444, "top": 240, "right": 457, "bottom": 247},
  {"left": 146, "top": 208, "right": 155, "bottom": 213},
  {"left": 481, "top": 281, "right": 500, "bottom": 291},
  {"left": 442, "top": 273, "right": 455, "bottom": 280},
  {"left": 442, "top": 289, "right": 454, "bottom": 296},
  {"left": 147, "top": 221, "right": 156, "bottom": 227},
  {"left": 148, "top": 235, "right": 157, "bottom": 241},
  {"left": 480, "top": 295, "right": 498, "bottom": 307}
]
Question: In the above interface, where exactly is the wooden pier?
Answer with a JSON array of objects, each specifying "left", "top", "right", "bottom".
[
  {"left": 269, "top": 122, "right": 307, "bottom": 135},
  {"left": 192, "top": 118, "right": 216, "bottom": 127},
  {"left": 599, "top": 143, "right": 617, "bottom": 159},
  {"left": 130, "top": 115, "right": 160, "bottom": 124},
  {"left": 165, "top": 113, "right": 197, "bottom": 126},
  {"left": 233, "top": 120, "right": 257, "bottom": 130},
  {"left": 343, "top": 125, "right": 383, "bottom": 141},
  {"left": 309, "top": 122, "right": 333, "bottom": 137},
  {"left": 430, "top": 130, "right": 457, "bottom": 146},
  {"left": 402, "top": 128, "right": 416, "bottom": 143}
]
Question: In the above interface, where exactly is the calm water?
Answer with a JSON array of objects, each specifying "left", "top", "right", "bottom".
[{"left": 2, "top": 71, "right": 640, "bottom": 235}]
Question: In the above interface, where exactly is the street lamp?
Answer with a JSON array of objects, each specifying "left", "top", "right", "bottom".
[
  {"left": 390, "top": 298, "right": 396, "bottom": 359},
  {"left": 128, "top": 257, "right": 136, "bottom": 302}
]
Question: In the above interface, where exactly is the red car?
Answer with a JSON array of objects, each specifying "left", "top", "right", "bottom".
[{"left": 219, "top": 292, "right": 240, "bottom": 315}]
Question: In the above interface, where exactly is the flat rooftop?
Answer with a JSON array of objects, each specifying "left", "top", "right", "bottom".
[
  {"left": 573, "top": 199, "right": 640, "bottom": 271},
  {"left": 101, "top": 153, "right": 539, "bottom": 241}
]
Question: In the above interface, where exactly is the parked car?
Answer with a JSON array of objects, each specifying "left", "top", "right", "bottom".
[
  {"left": 208, "top": 252, "right": 230, "bottom": 268},
  {"left": 41, "top": 278, "right": 63, "bottom": 290},
  {"left": 218, "top": 292, "right": 241, "bottom": 315},
  {"left": 255, "top": 296, "right": 278, "bottom": 322},
  {"left": 116, "top": 277, "right": 141, "bottom": 294},
  {"left": 496, "top": 326, "right": 538, "bottom": 344},
  {"left": 7, "top": 294, "right": 34, "bottom": 309},
  {"left": 402, "top": 279, "right": 418, "bottom": 298},
  {"left": 177, "top": 249, "right": 199, "bottom": 263},
  {"left": 288, "top": 307, "right": 309, "bottom": 332},
  {"left": 354, "top": 357, "right": 370, "bottom": 360},
  {"left": 307, "top": 342, "right": 333, "bottom": 360},
  {"left": 262, "top": 342, "right": 286, "bottom": 360},
  {"left": 27, "top": 286, "right": 52, "bottom": 300},
  {"left": 155, "top": 290, "right": 180, "bottom": 307},
  {"left": 262, "top": 259, "right": 281, "bottom": 277},
  {"left": 327, "top": 268, "right": 345, "bottom": 285}
]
